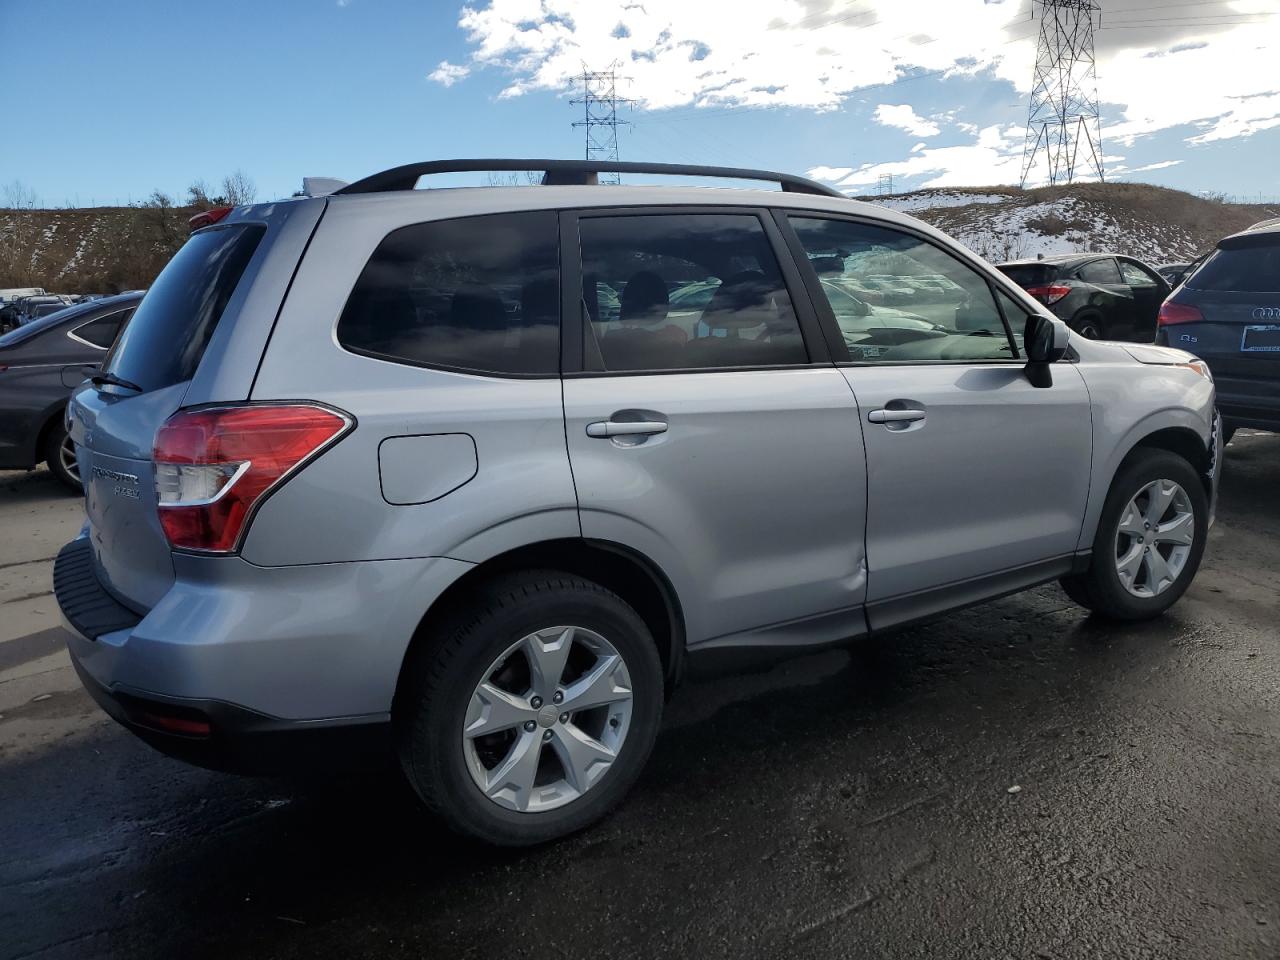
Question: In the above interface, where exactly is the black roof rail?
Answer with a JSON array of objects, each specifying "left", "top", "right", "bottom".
[{"left": 333, "top": 159, "right": 843, "bottom": 198}]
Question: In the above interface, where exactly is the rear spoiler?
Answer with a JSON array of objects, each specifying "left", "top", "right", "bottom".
[{"left": 301, "top": 177, "right": 349, "bottom": 198}]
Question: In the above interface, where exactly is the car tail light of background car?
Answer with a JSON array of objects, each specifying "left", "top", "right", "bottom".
[
  {"left": 153, "top": 403, "right": 352, "bottom": 552},
  {"left": 1157, "top": 301, "right": 1206, "bottom": 326},
  {"left": 1025, "top": 284, "right": 1071, "bottom": 306}
]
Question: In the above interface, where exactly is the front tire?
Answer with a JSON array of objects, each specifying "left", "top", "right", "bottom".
[
  {"left": 396, "top": 570, "right": 664, "bottom": 846},
  {"left": 1060, "top": 449, "right": 1207, "bottom": 620},
  {"left": 1074, "top": 315, "right": 1103, "bottom": 339}
]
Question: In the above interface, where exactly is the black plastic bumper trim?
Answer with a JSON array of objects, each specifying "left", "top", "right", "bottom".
[{"left": 53, "top": 538, "right": 142, "bottom": 640}]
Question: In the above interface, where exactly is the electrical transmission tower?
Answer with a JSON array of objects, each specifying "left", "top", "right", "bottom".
[
  {"left": 571, "top": 65, "right": 633, "bottom": 184},
  {"left": 876, "top": 173, "right": 895, "bottom": 196},
  {"left": 1019, "top": 0, "right": 1105, "bottom": 188}
]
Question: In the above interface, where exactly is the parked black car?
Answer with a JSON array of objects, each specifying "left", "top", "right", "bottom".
[
  {"left": 997, "top": 253, "right": 1171, "bottom": 341},
  {"left": 0, "top": 293, "right": 141, "bottom": 490},
  {"left": 1156, "top": 221, "right": 1280, "bottom": 442}
]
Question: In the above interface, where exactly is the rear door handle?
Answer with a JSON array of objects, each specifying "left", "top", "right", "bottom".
[
  {"left": 586, "top": 420, "right": 669, "bottom": 438},
  {"left": 867, "top": 408, "right": 926, "bottom": 424}
]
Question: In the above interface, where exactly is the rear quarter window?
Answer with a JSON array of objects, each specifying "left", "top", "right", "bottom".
[
  {"left": 337, "top": 211, "right": 560, "bottom": 376},
  {"left": 103, "top": 225, "right": 264, "bottom": 392}
]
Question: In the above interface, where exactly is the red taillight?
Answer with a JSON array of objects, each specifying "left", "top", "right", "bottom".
[
  {"left": 1025, "top": 284, "right": 1071, "bottom": 305},
  {"left": 153, "top": 404, "right": 351, "bottom": 552},
  {"left": 138, "top": 710, "right": 212, "bottom": 737},
  {"left": 1157, "top": 300, "right": 1205, "bottom": 326},
  {"left": 188, "top": 205, "right": 234, "bottom": 230}
]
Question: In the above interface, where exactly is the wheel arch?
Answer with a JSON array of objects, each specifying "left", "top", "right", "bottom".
[
  {"left": 394, "top": 538, "right": 687, "bottom": 710},
  {"left": 34, "top": 401, "right": 69, "bottom": 466},
  {"left": 1081, "top": 413, "right": 1213, "bottom": 549}
]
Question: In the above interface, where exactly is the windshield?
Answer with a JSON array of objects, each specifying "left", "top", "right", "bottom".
[
  {"left": 103, "top": 224, "right": 264, "bottom": 391},
  {"left": 1185, "top": 239, "right": 1280, "bottom": 293}
]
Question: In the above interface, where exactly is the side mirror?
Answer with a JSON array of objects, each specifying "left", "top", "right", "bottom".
[
  {"left": 1025, "top": 314, "right": 1069, "bottom": 363},
  {"left": 1023, "top": 315, "right": 1069, "bottom": 387}
]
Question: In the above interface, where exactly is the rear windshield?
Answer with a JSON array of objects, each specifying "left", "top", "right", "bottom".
[
  {"left": 997, "top": 264, "right": 1055, "bottom": 287},
  {"left": 1185, "top": 239, "right": 1280, "bottom": 293},
  {"left": 103, "top": 224, "right": 264, "bottom": 391}
]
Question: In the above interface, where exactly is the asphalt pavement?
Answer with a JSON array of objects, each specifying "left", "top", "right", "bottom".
[{"left": 2, "top": 434, "right": 1278, "bottom": 960}]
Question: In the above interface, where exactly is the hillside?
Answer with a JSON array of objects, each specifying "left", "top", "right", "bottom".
[
  {"left": 2, "top": 182, "right": 1277, "bottom": 295},
  {"left": 0, "top": 203, "right": 194, "bottom": 295},
  {"left": 864, "top": 182, "right": 1279, "bottom": 265}
]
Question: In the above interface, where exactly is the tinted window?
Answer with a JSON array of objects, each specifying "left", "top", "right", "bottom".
[
  {"left": 998, "top": 264, "right": 1056, "bottom": 287},
  {"left": 788, "top": 216, "right": 1016, "bottom": 363},
  {"left": 105, "top": 225, "right": 264, "bottom": 391},
  {"left": 71, "top": 309, "right": 131, "bottom": 349},
  {"left": 579, "top": 214, "right": 806, "bottom": 372},
  {"left": 1185, "top": 238, "right": 1280, "bottom": 293},
  {"left": 1078, "top": 259, "right": 1122, "bottom": 284},
  {"left": 338, "top": 211, "right": 559, "bottom": 376},
  {"left": 1119, "top": 260, "right": 1159, "bottom": 287}
]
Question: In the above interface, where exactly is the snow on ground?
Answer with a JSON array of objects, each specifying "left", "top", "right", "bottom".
[
  {"left": 871, "top": 191, "right": 1202, "bottom": 265},
  {"left": 868, "top": 191, "right": 1017, "bottom": 213}
]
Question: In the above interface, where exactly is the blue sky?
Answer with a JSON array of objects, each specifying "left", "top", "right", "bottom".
[{"left": 2, "top": 0, "right": 1278, "bottom": 206}]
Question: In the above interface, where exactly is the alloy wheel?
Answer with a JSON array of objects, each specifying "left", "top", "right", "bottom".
[
  {"left": 59, "top": 434, "right": 79, "bottom": 482},
  {"left": 1114, "top": 478, "right": 1195, "bottom": 598},
  {"left": 462, "top": 625, "right": 634, "bottom": 813}
]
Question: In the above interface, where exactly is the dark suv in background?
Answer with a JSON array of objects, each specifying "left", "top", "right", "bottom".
[
  {"left": 0, "top": 292, "right": 141, "bottom": 489},
  {"left": 1157, "top": 221, "right": 1280, "bottom": 442},
  {"left": 998, "top": 253, "right": 1171, "bottom": 341}
]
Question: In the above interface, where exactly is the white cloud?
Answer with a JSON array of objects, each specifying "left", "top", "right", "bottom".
[
  {"left": 428, "top": 61, "right": 471, "bottom": 87},
  {"left": 874, "top": 104, "right": 941, "bottom": 138},
  {"left": 807, "top": 165, "right": 854, "bottom": 182},
  {"left": 445, "top": 0, "right": 1280, "bottom": 153},
  {"left": 1128, "top": 160, "right": 1183, "bottom": 173},
  {"left": 810, "top": 123, "right": 1029, "bottom": 191}
]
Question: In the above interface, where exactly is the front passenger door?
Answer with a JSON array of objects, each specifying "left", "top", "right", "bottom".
[{"left": 783, "top": 214, "right": 1094, "bottom": 629}]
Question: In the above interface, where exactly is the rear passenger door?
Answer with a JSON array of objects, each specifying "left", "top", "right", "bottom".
[
  {"left": 1077, "top": 257, "right": 1133, "bottom": 338},
  {"left": 780, "top": 213, "right": 1093, "bottom": 630},
  {"left": 560, "top": 208, "right": 870, "bottom": 653}
]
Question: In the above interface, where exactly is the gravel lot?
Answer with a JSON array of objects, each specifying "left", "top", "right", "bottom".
[{"left": 2, "top": 434, "right": 1278, "bottom": 960}]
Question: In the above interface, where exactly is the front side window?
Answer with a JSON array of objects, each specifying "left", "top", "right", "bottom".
[
  {"left": 338, "top": 211, "right": 560, "bottom": 376},
  {"left": 1078, "top": 258, "right": 1122, "bottom": 284},
  {"left": 1119, "top": 260, "right": 1160, "bottom": 287},
  {"left": 787, "top": 216, "right": 1017, "bottom": 363},
  {"left": 578, "top": 214, "right": 807, "bottom": 372}
]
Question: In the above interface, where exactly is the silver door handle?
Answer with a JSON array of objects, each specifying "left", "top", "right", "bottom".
[
  {"left": 586, "top": 420, "right": 668, "bottom": 438},
  {"left": 868, "top": 408, "right": 926, "bottom": 424}
]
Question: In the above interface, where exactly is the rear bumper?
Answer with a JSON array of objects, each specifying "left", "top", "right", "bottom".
[
  {"left": 54, "top": 536, "right": 474, "bottom": 770},
  {"left": 66, "top": 650, "right": 391, "bottom": 774}
]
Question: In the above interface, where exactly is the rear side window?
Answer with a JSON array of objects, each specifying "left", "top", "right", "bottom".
[
  {"left": 997, "top": 264, "right": 1055, "bottom": 287},
  {"left": 578, "top": 213, "right": 807, "bottom": 372},
  {"left": 337, "top": 211, "right": 560, "bottom": 376},
  {"left": 1186, "top": 239, "right": 1280, "bottom": 293},
  {"left": 104, "top": 225, "right": 264, "bottom": 391},
  {"left": 1077, "top": 259, "right": 1122, "bottom": 284}
]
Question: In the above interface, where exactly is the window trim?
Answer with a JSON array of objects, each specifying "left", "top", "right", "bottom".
[
  {"left": 774, "top": 209, "right": 1026, "bottom": 367},
  {"left": 335, "top": 209, "right": 564, "bottom": 380},
  {"left": 559, "top": 204, "right": 830, "bottom": 377}
]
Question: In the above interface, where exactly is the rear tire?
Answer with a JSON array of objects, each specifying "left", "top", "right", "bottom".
[
  {"left": 43, "top": 419, "right": 82, "bottom": 493},
  {"left": 1060, "top": 449, "right": 1207, "bottom": 620},
  {"left": 395, "top": 570, "right": 664, "bottom": 846}
]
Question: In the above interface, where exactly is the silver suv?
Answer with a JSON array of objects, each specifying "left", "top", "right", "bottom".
[{"left": 55, "top": 160, "right": 1221, "bottom": 846}]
